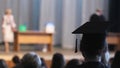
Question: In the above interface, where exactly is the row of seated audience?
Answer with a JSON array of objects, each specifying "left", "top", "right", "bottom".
[{"left": 0, "top": 51, "right": 119, "bottom": 68}]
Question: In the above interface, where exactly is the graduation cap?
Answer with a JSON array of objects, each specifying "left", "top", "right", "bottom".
[{"left": 72, "top": 22, "right": 109, "bottom": 53}]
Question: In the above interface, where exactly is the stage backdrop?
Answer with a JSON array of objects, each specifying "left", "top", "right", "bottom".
[{"left": 109, "top": 0, "right": 120, "bottom": 32}]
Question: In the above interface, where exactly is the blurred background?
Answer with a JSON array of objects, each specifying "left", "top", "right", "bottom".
[{"left": 0, "top": 0, "right": 112, "bottom": 49}]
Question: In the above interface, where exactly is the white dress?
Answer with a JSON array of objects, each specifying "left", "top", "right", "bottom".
[{"left": 2, "top": 15, "right": 16, "bottom": 42}]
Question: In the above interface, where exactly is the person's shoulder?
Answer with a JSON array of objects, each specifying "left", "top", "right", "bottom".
[
  {"left": 90, "top": 13, "right": 98, "bottom": 19},
  {"left": 91, "top": 13, "right": 98, "bottom": 17},
  {"left": 78, "top": 61, "right": 106, "bottom": 68}
]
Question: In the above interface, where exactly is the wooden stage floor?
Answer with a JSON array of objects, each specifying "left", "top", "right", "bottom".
[{"left": 0, "top": 45, "right": 116, "bottom": 61}]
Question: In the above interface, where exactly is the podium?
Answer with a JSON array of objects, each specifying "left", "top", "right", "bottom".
[{"left": 14, "top": 31, "right": 53, "bottom": 52}]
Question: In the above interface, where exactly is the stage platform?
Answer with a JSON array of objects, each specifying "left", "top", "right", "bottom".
[
  {"left": 0, "top": 45, "right": 84, "bottom": 60},
  {"left": 0, "top": 45, "right": 115, "bottom": 60}
]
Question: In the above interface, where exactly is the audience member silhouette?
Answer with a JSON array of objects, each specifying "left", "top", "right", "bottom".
[
  {"left": 0, "top": 59, "right": 8, "bottom": 68},
  {"left": 65, "top": 59, "right": 82, "bottom": 68},
  {"left": 78, "top": 34, "right": 107, "bottom": 68},
  {"left": 14, "top": 52, "right": 42, "bottom": 68},
  {"left": 89, "top": 9, "right": 106, "bottom": 23},
  {"left": 12, "top": 55, "right": 21, "bottom": 65},
  {"left": 51, "top": 53, "right": 65, "bottom": 68},
  {"left": 72, "top": 12, "right": 110, "bottom": 68},
  {"left": 111, "top": 51, "right": 120, "bottom": 68},
  {"left": 89, "top": 9, "right": 110, "bottom": 66}
]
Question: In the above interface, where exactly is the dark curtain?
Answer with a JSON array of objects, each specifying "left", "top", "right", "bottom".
[{"left": 109, "top": 0, "right": 120, "bottom": 32}]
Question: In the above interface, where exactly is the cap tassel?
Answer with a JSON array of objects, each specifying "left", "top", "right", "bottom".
[{"left": 75, "top": 38, "right": 78, "bottom": 53}]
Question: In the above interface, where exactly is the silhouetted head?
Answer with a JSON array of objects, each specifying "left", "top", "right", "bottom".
[
  {"left": 21, "top": 52, "right": 42, "bottom": 68},
  {"left": 51, "top": 53, "right": 65, "bottom": 68},
  {"left": 65, "top": 59, "right": 82, "bottom": 68},
  {"left": 80, "top": 34, "right": 106, "bottom": 59},
  {"left": 12, "top": 55, "right": 21, "bottom": 64},
  {"left": 96, "top": 9, "right": 103, "bottom": 16}
]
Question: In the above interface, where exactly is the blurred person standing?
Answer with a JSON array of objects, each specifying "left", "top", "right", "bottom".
[
  {"left": 89, "top": 9, "right": 110, "bottom": 67},
  {"left": 90, "top": 9, "right": 106, "bottom": 23},
  {"left": 2, "top": 9, "right": 16, "bottom": 52}
]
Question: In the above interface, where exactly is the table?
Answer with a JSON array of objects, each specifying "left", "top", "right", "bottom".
[
  {"left": 106, "top": 33, "right": 120, "bottom": 50},
  {"left": 14, "top": 31, "right": 53, "bottom": 52}
]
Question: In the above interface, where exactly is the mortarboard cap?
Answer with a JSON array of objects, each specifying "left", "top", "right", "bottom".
[
  {"left": 72, "top": 22, "right": 108, "bottom": 34},
  {"left": 72, "top": 22, "right": 109, "bottom": 53}
]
